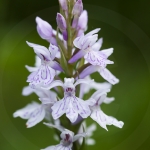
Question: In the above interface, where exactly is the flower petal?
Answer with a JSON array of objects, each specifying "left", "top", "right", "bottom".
[
  {"left": 91, "top": 89, "right": 110, "bottom": 100},
  {"left": 13, "top": 102, "right": 40, "bottom": 119},
  {"left": 82, "top": 34, "right": 98, "bottom": 50},
  {"left": 26, "top": 41, "right": 51, "bottom": 61},
  {"left": 73, "top": 34, "right": 84, "bottom": 49},
  {"left": 84, "top": 51, "right": 107, "bottom": 67},
  {"left": 101, "top": 48, "right": 113, "bottom": 58},
  {"left": 74, "top": 78, "right": 94, "bottom": 87},
  {"left": 49, "top": 44, "right": 59, "bottom": 60},
  {"left": 51, "top": 98, "right": 67, "bottom": 120},
  {"left": 90, "top": 108, "right": 109, "bottom": 131},
  {"left": 22, "top": 86, "right": 34, "bottom": 96},
  {"left": 27, "top": 65, "right": 55, "bottom": 88},
  {"left": 43, "top": 80, "right": 64, "bottom": 90},
  {"left": 99, "top": 68, "right": 119, "bottom": 85},
  {"left": 26, "top": 105, "right": 45, "bottom": 128},
  {"left": 85, "top": 28, "right": 100, "bottom": 37},
  {"left": 92, "top": 38, "right": 103, "bottom": 51},
  {"left": 91, "top": 108, "right": 124, "bottom": 131},
  {"left": 25, "top": 65, "right": 38, "bottom": 72},
  {"left": 35, "top": 56, "right": 41, "bottom": 67},
  {"left": 74, "top": 97, "right": 91, "bottom": 119},
  {"left": 66, "top": 98, "right": 78, "bottom": 123},
  {"left": 103, "top": 97, "right": 115, "bottom": 104}
]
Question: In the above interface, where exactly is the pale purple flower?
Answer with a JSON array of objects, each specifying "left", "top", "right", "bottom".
[
  {"left": 44, "top": 78, "right": 95, "bottom": 123},
  {"left": 13, "top": 98, "right": 56, "bottom": 128},
  {"left": 90, "top": 89, "right": 124, "bottom": 131},
  {"left": 69, "top": 28, "right": 100, "bottom": 63},
  {"left": 42, "top": 123, "right": 87, "bottom": 150},
  {"left": 56, "top": 13, "right": 67, "bottom": 40},
  {"left": 14, "top": 87, "right": 57, "bottom": 128},
  {"left": 69, "top": 29, "right": 119, "bottom": 84},
  {"left": 26, "top": 42, "right": 63, "bottom": 88}
]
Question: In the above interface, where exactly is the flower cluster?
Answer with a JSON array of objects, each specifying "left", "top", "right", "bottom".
[{"left": 13, "top": 0, "right": 124, "bottom": 149}]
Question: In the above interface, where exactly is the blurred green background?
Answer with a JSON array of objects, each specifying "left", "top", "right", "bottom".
[{"left": 0, "top": 0, "right": 150, "bottom": 149}]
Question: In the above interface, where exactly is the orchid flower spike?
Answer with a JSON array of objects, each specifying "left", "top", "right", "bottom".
[
  {"left": 44, "top": 78, "right": 95, "bottom": 123},
  {"left": 42, "top": 123, "right": 87, "bottom": 150},
  {"left": 26, "top": 42, "right": 63, "bottom": 89},
  {"left": 89, "top": 89, "right": 124, "bottom": 131}
]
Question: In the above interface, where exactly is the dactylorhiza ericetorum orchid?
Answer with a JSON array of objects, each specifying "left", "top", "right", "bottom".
[
  {"left": 26, "top": 42, "right": 63, "bottom": 88},
  {"left": 45, "top": 78, "right": 95, "bottom": 123},
  {"left": 13, "top": 87, "right": 57, "bottom": 128},
  {"left": 13, "top": 0, "right": 124, "bottom": 149},
  {"left": 69, "top": 29, "right": 119, "bottom": 85}
]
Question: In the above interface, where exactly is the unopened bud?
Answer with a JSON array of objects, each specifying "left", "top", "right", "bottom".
[
  {"left": 56, "top": 13, "right": 68, "bottom": 41},
  {"left": 78, "top": 10, "right": 88, "bottom": 30},
  {"left": 59, "top": 0, "right": 68, "bottom": 11},
  {"left": 72, "top": 0, "right": 83, "bottom": 16},
  {"left": 36, "top": 17, "right": 53, "bottom": 40},
  {"left": 56, "top": 13, "right": 67, "bottom": 31}
]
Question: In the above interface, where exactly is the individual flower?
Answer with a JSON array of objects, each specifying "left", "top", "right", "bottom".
[
  {"left": 14, "top": 85, "right": 57, "bottom": 128},
  {"left": 26, "top": 42, "right": 63, "bottom": 88},
  {"left": 69, "top": 28, "right": 119, "bottom": 84},
  {"left": 42, "top": 123, "right": 87, "bottom": 150},
  {"left": 13, "top": 96, "right": 56, "bottom": 128},
  {"left": 89, "top": 89, "right": 124, "bottom": 131},
  {"left": 44, "top": 78, "right": 95, "bottom": 123}
]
